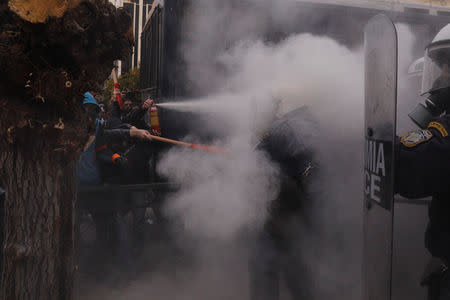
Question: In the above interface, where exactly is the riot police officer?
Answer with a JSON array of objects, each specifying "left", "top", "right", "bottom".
[
  {"left": 249, "top": 105, "right": 316, "bottom": 300},
  {"left": 396, "top": 24, "right": 450, "bottom": 300}
]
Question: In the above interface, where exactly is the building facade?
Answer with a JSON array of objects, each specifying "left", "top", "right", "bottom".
[
  {"left": 122, "top": 0, "right": 154, "bottom": 73},
  {"left": 109, "top": 0, "right": 153, "bottom": 74}
]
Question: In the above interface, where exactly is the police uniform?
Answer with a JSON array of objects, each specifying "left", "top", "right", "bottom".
[
  {"left": 396, "top": 117, "right": 450, "bottom": 300},
  {"left": 396, "top": 117, "right": 450, "bottom": 199},
  {"left": 249, "top": 106, "right": 316, "bottom": 300}
]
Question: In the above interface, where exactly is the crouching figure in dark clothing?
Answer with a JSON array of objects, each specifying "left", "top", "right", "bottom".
[{"left": 249, "top": 106, "right": 317, "bottom": 300}]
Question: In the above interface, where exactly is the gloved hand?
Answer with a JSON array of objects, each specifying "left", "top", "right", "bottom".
[
  {"left": 113, "top": 154, "right": 128, "bottom": 170},
  {"left": 142, "top": 99, "right": 154, "bottom": 110},
  {"left": 151, "top": 129, "right": 161, "bottom": 136}
]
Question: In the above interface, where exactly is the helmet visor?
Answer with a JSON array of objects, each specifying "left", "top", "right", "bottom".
[{"left": 421, "top": 43, "right": 450, "bottom": 96}]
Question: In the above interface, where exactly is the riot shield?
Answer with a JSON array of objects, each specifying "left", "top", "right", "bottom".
[{"left": 363, "top": 15, "right": 397, "bottom": 300}]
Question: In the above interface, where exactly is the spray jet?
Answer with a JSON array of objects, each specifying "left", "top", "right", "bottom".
[{"left": 141, "top": 99, "right": 230, "bottom": 155}]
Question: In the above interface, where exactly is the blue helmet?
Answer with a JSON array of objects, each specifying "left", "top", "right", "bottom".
[{"left": 83, "top": 92, "right": 99, "bottom": 107}]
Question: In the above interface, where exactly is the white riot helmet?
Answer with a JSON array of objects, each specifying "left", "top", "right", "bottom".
[
  {"left": 422, "top": 24, "right": 450, "bottom": 111},
  {"left": 408, "top": 57, "right": 424, "bottom": 79},
  {"left": 409, "top": 24, "right": 450, "bottom": 128}
]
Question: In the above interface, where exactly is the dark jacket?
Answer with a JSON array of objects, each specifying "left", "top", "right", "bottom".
[
  {"left": 110, "top": 101, "right": 151, "bottom": 130},
  {"left": 257, "top": 106, "right": 316, "bottom": 180},
  {"left": 123, "top": 107, "right": 150, "bottom": 130},
  {"left": 95, "top": 120, "right": 131, "bottom": 182},
  {"left": 395, "top": 114, "right": 450, "bottom": 261},
  {"left": 256, "top": 106, "right": 317, "bottom": 240},
  {"left": 76, "top": 119, "right": 131, "bottom": 185}
]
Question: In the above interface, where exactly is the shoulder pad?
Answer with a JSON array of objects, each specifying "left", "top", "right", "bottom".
[
  {"left": 427, "top": 121, "right": 449, "bottom": 137},
  {"left": 400, "top": 129, "right": 433, "bottom": 147}
]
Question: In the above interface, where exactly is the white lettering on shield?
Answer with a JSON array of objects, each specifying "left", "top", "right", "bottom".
[{"left": 364, "top": 140, "right": 386, "bottom": 203}]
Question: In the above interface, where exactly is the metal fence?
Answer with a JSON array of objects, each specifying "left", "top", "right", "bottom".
[{"left": 140, "top": 4, "right": 163, "bottom": 99}]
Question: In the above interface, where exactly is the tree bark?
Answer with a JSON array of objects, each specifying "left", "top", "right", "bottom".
[
  {"left": 0, "top": 1, "right": 133, "bottom": 298},
  {"left": 0, "top": 142, "right": 76, "bottom": 300},
  {"left": 0, "top": 186, "right": 4, "bottom": 289},
  {"left": 0, "top": 1, "right": 132, "bottom": 297}
]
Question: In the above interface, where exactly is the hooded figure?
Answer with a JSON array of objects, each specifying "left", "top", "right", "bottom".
[
  {"left": 76, "top": 92, "right": 103, "bottom": 185},
  {"left": 76, "top": 92, "right": 132, "bottom": 185}
]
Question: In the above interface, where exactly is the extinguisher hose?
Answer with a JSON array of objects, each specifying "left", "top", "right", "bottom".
[{"left": 149, "top": 134, "right": 229, "bottom": 155}]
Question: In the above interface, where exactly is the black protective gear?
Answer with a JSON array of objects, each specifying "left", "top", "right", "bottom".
[
  {"left": 110, "top": 101, "right": 151, "bottom": 131},
  {"left": 113, "top": 156, "right": 129, "bottom": 170},
  {"left": 420, "top": 24, "right": 450, "bottom": 116},
  {"left": 250, "top": 106, "right": 316, "bottom": 300},
  {"left": 396, "top": 115, "right": 450, "bottom": 264}
]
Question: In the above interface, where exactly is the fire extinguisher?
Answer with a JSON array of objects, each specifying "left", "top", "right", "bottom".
[{"left": 149, "top": 105, "right": 161, "bottom": 135}]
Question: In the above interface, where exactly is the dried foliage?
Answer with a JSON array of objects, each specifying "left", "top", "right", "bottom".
[
  {"left": 0, "top": 0, "right": 132, "bottom": 156},
  {"left": 8, "top": 0, "right": 82, "bottom": 23}
]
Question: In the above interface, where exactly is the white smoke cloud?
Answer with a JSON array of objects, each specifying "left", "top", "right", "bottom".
[
  {"left": 158, "top": 143, "right": 280, "bottom": 240},
  {"left": 396, "top": 23, "right": 421, "bottom": 133},
  {"left": 217, "top": 34, "right": 364, "bottom": 130},
  {"left": 81, "top": 2, "right": 425, "bottom": 300},
  {"left": 157, "top": 18, "right": 424, "bottom": 300},
  {"left": 154, "top": 30, "right": 366, "bottom": 299}
]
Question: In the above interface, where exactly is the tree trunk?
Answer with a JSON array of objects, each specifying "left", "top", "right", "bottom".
[
  {"left": 0, "top": 143, "right": 76, "bottom": 300},
  {"left": 0, "top": 1, "right": 133, "bottom": 298},
  {"left": 0, "top": 186, "right": 4, "bottom": 290}
]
